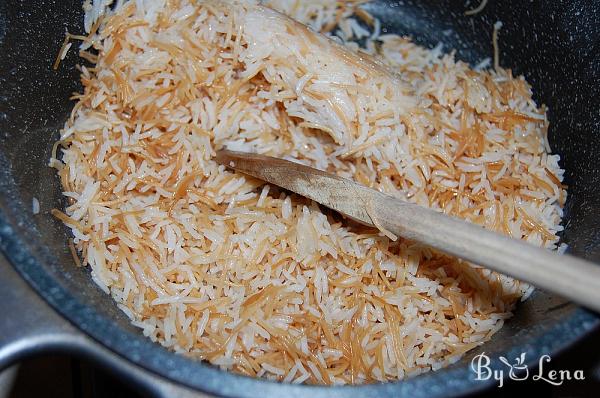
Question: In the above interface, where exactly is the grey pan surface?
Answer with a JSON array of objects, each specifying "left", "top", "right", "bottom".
[{"left": 0, "top": 0, "right": 599, "bottom": 397}]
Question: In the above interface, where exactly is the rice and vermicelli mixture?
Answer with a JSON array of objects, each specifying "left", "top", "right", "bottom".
[{"left": 51, "top": 0, "right": 567, "bottom": 384}]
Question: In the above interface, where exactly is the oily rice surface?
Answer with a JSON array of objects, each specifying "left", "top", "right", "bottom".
[{"left": 52, "top": 0, "right": 566, "bottom": 385}]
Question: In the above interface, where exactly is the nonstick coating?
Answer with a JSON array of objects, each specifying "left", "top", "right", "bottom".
[{"left": 0, "top": 0, "right": 598, "bottom": 397}]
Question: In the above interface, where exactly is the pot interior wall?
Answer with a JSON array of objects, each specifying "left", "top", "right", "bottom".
[{"left": 0, "top": 0, "right": 598, "bottom": 396}]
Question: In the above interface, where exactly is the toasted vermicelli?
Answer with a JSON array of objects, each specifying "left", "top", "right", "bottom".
[{"left": 51, "top": 0, "right": 566, "bottom": 385}]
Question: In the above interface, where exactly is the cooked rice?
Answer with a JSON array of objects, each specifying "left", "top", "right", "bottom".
[
  {"left": 32, "top": 197, "right": 40, "bottom": 215},
  {"left": 51, "top": 0, "right": 566, "bottom": 385}
]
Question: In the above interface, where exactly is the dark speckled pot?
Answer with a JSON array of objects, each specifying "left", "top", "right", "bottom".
[{"left": 0, "top": 0, "right": 598, "bottom": 396}]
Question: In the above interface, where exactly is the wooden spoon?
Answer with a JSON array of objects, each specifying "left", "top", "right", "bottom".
[{"left": 215, "top": 149, "right": 600, "bottom": 313}]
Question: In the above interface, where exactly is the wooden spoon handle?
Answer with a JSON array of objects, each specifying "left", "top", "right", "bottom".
[
  {"left": 216, "top": 149, "right": 600, "bottom": 313},
  {"left": 373, "top": 194, "right": 600, "bottom": 313}
]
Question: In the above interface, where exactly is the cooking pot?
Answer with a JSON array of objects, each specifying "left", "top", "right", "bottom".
[{"left": 0, "top": 0, "right": 598, "bottom": 396}]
